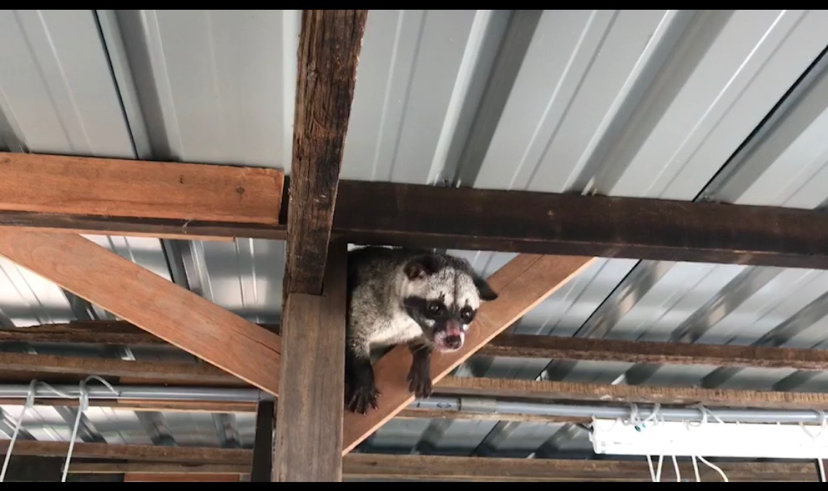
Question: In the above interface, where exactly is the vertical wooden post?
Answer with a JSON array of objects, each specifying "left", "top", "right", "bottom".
[
  {"left": 250, "top": 399, "right": 275, "bottom": 482},
  {"left": 274, "top": 242, "right": 348, "bottom": 481}
]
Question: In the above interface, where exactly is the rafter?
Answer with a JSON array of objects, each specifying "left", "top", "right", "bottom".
[{"left": 0, "top": 231, "right": 281, "bottom": 395}]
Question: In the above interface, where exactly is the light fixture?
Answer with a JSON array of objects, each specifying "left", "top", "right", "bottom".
[{"left": 590, "top": 418, "right": 828, "bottom": 460}]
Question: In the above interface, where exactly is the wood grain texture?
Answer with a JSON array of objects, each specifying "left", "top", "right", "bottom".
[
  {"left": 275, "top": 243, "right": 348, "bottom": 481},
  {"left": 341, "top": 254, "right": 597, "bottom": 454},
  {"left": 0, "top": 210, "right": 284, "bottom": 241},
  {"left": 124, "top": 473, "right": 242, "bottom": 482},
  {"left": 0, "top": 440, "right": 252, "bottom": 464},
  {"left": 396, "top": 407, "right": 590, "bottom": 425},
  {"left": 482, "top": 333, "right": 828, "bottom": 370},
  {"left": 333, "top": 180, "right": 828, "bottom": 269},
  {"left": 0, "top": 320, "right": 279, "bottom": 345},
  {"left": 435, "top": 376, "right": 828, "bottom": 410},
  {"left": 342, "top": 454, "right": 816, "bottom": 482},
  {"left": 61, "top": 450, "right": 820, "bottom": 482},
  {"left": 284, "top": 10, "right": 368, "bottom": 295},
  {"left": 251, "top": 400, "right": 275, "bottom": 482},
  {"left": 0, "top": 231, "right": 281, "bottom": 395},
  {"left": 0, "top": 152, "right": 283, "bottom": 225},
  {"left": 0, "top": 352, "right": 241, "bottom": 385}
]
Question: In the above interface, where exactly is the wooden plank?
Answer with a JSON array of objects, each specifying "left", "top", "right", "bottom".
[
  {"left": 481, "top": 334, "right": 828, "bottom": 370},
  {"left": 341, "top": 254, "right": 597, "bottom": 454},
  {"left": 72, "top": 463, "right": 250, "bottom": 475},
  {"left": 0, "top": 352, "right": 241, "bottom": 385},
  {"left": 0, "top": 320, "right": 279, "bottom": 345},
  {"left": 251, "top": 400, "right": 275, "bottom": 482},
  {"left": 434, "top": 376, "right": 828, "bottom": 410},
  {"left": 0, "top": 152, "right": 283, "bottom": 225},
  {"left": 334, "top": 180, "right": 828, "bottom": 269},
  {"left": 0, "top": 231, "right": 281, "bottom": 395},
  {"left": 0, "top": 440, "right": 251, "bottom": 464},
  {"left": 5, "top": 153, "right": 828, "bottom": 270},
  {"left": 13, "top": 321, "right": 828, "bottom": 373},
  {"left": 275, "top": 242, "right": 348, "bottom": 481},
  {"left": 61, "top": 450, "right": 818, "bottom": 482},
  {"left": 124, "top": 473, "right": 242, "bottom": 482},
  {"left": 396, "top": 407, "right": 590, "bottom": 425},
  {"left": 343, "top": 454, "right": 814, "bottom": 482},
  {"left": 0, "top": 211, "right": 285, "bottom": 241},
  {"left": 284, "top": 10, "right": 368, "bottom": 295}
]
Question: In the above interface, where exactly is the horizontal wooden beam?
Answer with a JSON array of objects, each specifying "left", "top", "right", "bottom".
[
  {"left": 0, "top": 440, "right": 250, "bottom": 464},
  {"left": 0, "top": 152, "right": 283, "bottom": 225},
  {"left": 4, "top": 153, "right": 828, "bottom": 270},
  {"left": 68, "top": 458, "right": 817, "bottom": 482},
  {"left": 435, "top": 376, "right": 828, "bottom": 410},
  {"left": 12, "top": 323, "right": 828, "bottom": 373},
  {"left": 0, "top": 352, "right": 242, "bottom": 385},
  {"left": 0, "top": 231, "right": 281, "bottom": 396},
  {"left": 481, "top": 334, "right": 828, "bottom": 371},
  {"left": 0, "top": 441, "right": 807, "bottom": 482},
  {"left": 396, "top": 407, "right": 590, "bottom": 425},
  {"left": 0, "top": 321, "right": 279, "bottom": 345}
]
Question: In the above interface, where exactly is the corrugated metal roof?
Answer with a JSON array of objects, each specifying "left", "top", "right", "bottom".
[{"left": 3, "top": 9, "right": 828, "bottom": 469}]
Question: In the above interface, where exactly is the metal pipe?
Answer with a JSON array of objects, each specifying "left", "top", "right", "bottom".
[
  {"left": 0, "top": 385, "right": 267, "bottom": 402},
  {"left": 0, "top": 383, "right": 825, "bottom": 425},
  {"left": 408, "top": 396, "right": 828, "bottom": 425}
]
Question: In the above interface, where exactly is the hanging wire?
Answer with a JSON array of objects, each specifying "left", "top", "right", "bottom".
[
  {"left": 0, "top": 380, "right": 36, "bottom": 482},
  {"left": 61, "top": 376, "right": 120, "bottom": 482}
]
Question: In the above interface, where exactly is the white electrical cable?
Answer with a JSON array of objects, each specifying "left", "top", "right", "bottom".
[
  {"left": 656, "top": 454, "right": 664, "bottom": 482},
  {"left": 647, "top": 455, "right": 656, "bottom": 482},
  {"left": 697, "top": 455, "right": 729, "bottom": 482},
  {"left": 0, "top": 380, "right": 36, "bottom": 482},
  {"left": 672, "top": 455, "right": 680, "bottom": 482},
  {"left": 61, "top": 376, "right": 119, "bottom": 482},
  {"left": 692, "top": 455, "right": 701, "bottom": 482},
  {"left": 818, "top": 458, "right": 826, "bottom": 482}
]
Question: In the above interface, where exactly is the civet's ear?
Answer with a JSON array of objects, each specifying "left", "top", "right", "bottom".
[
  {"left": 474, "top": 276, "right": 498, "bottom": 302},
  {"left": 404, "top": 255, "right": 439, "bottom": 280}
]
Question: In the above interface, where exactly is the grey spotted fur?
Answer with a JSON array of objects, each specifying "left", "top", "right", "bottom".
[{"left": 344, "top": 246, "right": 498, "bottom": 414}]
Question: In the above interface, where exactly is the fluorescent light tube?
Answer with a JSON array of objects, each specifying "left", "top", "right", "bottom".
[{"left": 590, "top": 418, "right": 828, "bottom": 459}]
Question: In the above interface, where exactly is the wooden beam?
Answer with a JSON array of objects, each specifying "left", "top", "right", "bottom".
[
  {"left": 342, "top": 254, "right": 597, "bottom": 453},
  {"left": 0, "top": 440, "right": 252, "bottom": 464},
  {"left": 124, "top": 473, "right": 242, "bottom": 482},
  {"left": 3, "top": 456, "right": 64, "bottom": 482},
  {"left": 0, "top": 320, "right": 279, "bottom": 345},
  {"left": 0, "top": 352, "right": 241, "bottom": 385},
  {"left": 343, "top": 453, "right": 815, "bottom": 482},
  {"left": 275, "top": 242, "right": 348, "bottom": 481},
  {"left": 251, "top": 400, "right": 274, "bottom": 482},
  {"left": 396, "top": 407, "right": 590, "bottom": 425},
  {"left": 5, "top": 151, "right": 828, "bottom": 270},
  {"left": 0, "top": 211, "right": 284, "bottom": 241},
  {"left": 284, "top": 10, "right": 368, "bottom": 295},
  {"left": 0, "top": 152, "right": 283, "bottom": 225},
  {"left": 0, "top": 231, "right": 281, "bottom": 395},
  {"left": 13, "top": 322, "right": 828, "bottom": 373},
  {"left": 434, "top": 376, "right": 828, "bottom": 410},
  {"left": 56, "top": 447, "right": 821, "bottom": 482},
  {"left": 333, "top": 181, "right": 828, "bottom": 269},
  {"left": 481, "top": 334, "right": 828, "bottom": 371}
]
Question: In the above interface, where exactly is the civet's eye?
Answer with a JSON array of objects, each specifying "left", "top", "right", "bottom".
[
  {"left": 428, "top": 302, "right": 443, "bottom": 315},
  {"left": 460, "top": 307, "right": 475, "bottom": 323}
]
